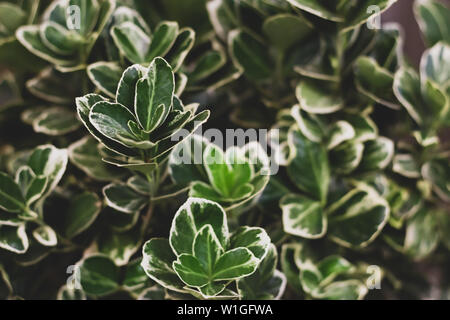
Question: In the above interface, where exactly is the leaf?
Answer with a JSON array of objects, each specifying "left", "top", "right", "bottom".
[
  {"left": 79, "top": 255, "right": 120, "bottom": 297},
  {"left": 229, "top": 226, "right": 271, "bottom": 260},
  {"left": 420, "top": 42, "right": 450, "bottom": 92},
  {"left": 32, "top": 225, "right": 57, "bottom": 247},
  {"left": 103, "top": 183, "right": 148, "bottom": 214},
  {"left": 212, "top": 247, "right": 259, "bottom": 281},
  {"left": 414, "top": 0, "right": 450, "bottom": 46},
  {"left": 68, "top": 136, "right": 126, "bottom": 181},
  {"left": 116, "top": 64, "right": 147, "bottom": 109},
  {"left": 87, "top": 61, "right": 123, "bottom": 97},
  {"left": 393, "top": 67, "right": 425, "bottom": 125},
  {"left": 238, "top": 245, "right": 286, "bottom": 300},
  {"left": 358, "top": 137, "right": 394, "bottom": 171},
  {"left": 146, "top": 21, "right": 179, "bottom": 61},
  {"left": 64, "top": 192, "right": 101, "bottom": 238},
  {"left": 422, "top": 159, "right": 450, "bottom": 202},
  {"left": 0, "top": 224, "right": 28, "bottom": 254},
  {"left": 296, "top": 82, "right": 343, "bottom": 114},
  {"left": 97, "top": 227, "right": 141, "bottom": 266},
  {"left": 286, "top": 0, "right": 343, "bottom": 22},
  {"left": 327, "top": 121, "right": 355, "bottom": 150},
  {"left": 287, "top": 130, "right": 330, "bottom": 203},
  {"left": 89, "top": 101, "right": 152, "bottom": 148},
  {"left": 229, "top": 29, "right": 272, "bottom": 81},
  {"left": 315, "top": 280, "right": 368, "bottom": 300},
  {"left": 354, "top": 56, "right": 399, "bottom": 109},
  {"left": 173, "top": 253, "right": 209, "bottom": 287},
  {"left": 123, "top": 258, "right": 149, "bottom": 290},
  {"left": 262, "top": 14, "right": 312, "bottom": 52},
  {"left": 192, "top": 225, "right": 224, "bottom": 277},
  {"left": 392, "top": 154, "right": 421, "bottom": 178},
  {"left": 134, "top": 57, "right": 174, "bottom": 132},
  {"left": 16, "top": 25, "right": 75, "bottom": 66},
  {"left": 0, "top": 172, "right": 25, "bottom": 213},
  {"left": 280, "top": 243, "right": 303, "bottom": 293},
  {"left": 0, "top": 3, "right": 26, "bottom": 34},
  {"left": 31, "top": 106, "right": 81, "bottom": 136},
  {"left": 111, "top": 21, "right": 150, "bottom": 63},
  {"left": 404, "top": 207, "right": 440, "bottom": 259},
  {"left": 281, "top": 194, "right": 326, "bottom": 239},
  {"left": 342, "top": 114, "right": 378, "bottom": 142},
  {"left": 291, "top": 104, "right": 325, "bottom": 143},
  {"left": 165, "top": 27, "right": 195, "bottom": 71},
  {"left": 327, "top": 187, "right": 390, "bottom": 247},
  {"left": 39, "top": 21, "right": 81, "bottom": 55},
  {"left": 141, "top": 238, "right": 188, "bottom": 292},
  {"left": 169, "top": 197, "right": 228, "bottom": 256}
]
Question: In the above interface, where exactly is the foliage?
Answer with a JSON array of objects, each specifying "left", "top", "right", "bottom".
[{"left": 0, "top": 0, "right": 449, "bottom": 300}]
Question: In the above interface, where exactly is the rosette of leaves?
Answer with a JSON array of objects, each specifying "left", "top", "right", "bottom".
[
  {"left": 0, "top": 145, "right": 68, "bottom": 254},
  {"left": 16, "top": 0, "right": 116, "bottom": 72},
  {"left": 268, "top": 106, "right": 393, "bottom": 247},
  {"left": 141, "top": 197, "right": 279, "bottom": 299},
  {"left": 87, "top": 5, "right": 195, "bottom": 98},
  {"left": 169, "top": 134, "right": 271, "bottom": 214},
  {"left": 281, "top": 243, "right": 372, "bottom": 300},
  {"left": 76, "top": 57, "right": 210, "bottom": 176}
]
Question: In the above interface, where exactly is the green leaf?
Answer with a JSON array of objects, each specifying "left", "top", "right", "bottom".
[
  {"left": 30, "top": 106, "right": 81, "bottom": 136},
  {"left": 141, "top": 238, "right": 189, "bottom": 292},
  {"left": 0, "top": 224, "right": 28, "bottom": 254},
  {"left": 89, "top": 101, "right": 152, "bottom": 149},
  {"left": 280, "top": 243, "right": 303, "bottom": 293},
  {"left": 315, "top": 280, "right": 368, "bottom": 300},
  {"left": 354, "top": 56, "right": 399, "bottom": 109},
  {"left": 287, "top": 129, "right": 330, "bottom": 203},
  {"left": 68, "top": 136, "right": 126, "bottom": 182},
  {"left": 229, "top": 226, "right": 271, "bottom": 260},
  {"left": 39, "top": 21, "right": 81, "bottom": 55},
  {"left": 103, "top": 183, "right": 148, "bottom": 214},
  {"left": 286, "top": 0, "right": 343, "bottom": 22},
  {"left": 291, "top": 104, "right": 325, "bottom": 143},
  {"left": 281, "top": 194, "right": 326, "bottom": 239},
  {"left": 202, "top": 144, "right": 254, "bottom": 201},
  {"left": 27, "top": 145, "right": 68, "bottom": 197},
  {"left": 15, "top": 166, "right": 47, "bottom": 206},
  {"left": 79, "top": 255, "right": 120, "bottom": 297},
  {"left": 296, "top": 82, "right": 343, "bottom": 114},
  {"left": 327, "top": 121, "right": 355, "bottom": 150},
  {"left": 123, "top": 258, "right": 149, "bottom": 290},
  {"left": 0, "top": 3, "right": 26, "bottom": 34},
  {"left": 420, "top": 42, "right": 450, "bottom": 93},
  {"left": 32, "top": 225, "right": 57, "bottom": 247},
  {"left": 393, "top": 67, "right": 425, "bottom": 125},
  {"left": 87, "top": 61, "right": 123, "bottom": 98},
  {"left": 392, "top": 154, "right": 421, "bottom": 178},
  {"left": 16, "top": 25, "right": 75, "bottom": 66},
  {"left": 404, "top": 207, "right": 440, "bottom": 259},
  {"left": 116, "top": 64, "right": 147, "bottom": 109},
  {"left": 193, "top": 225, "right": 224, "bottom": 277},
  {"left": 169, "top": 197, "right": 228, "bottom": 256},
  {"left": 64, "top": 192, "right": 101, "bottom": 238},
  {"left": 173, "top": 253, "right": 209, "bottom": 287},
  {"left": 134, "top": 57, "right": 174, "bottom": 132},
  {"left": 422, "top": 159, "right": 450, "bottom": 202},
  {"left": 327, "top": 187, "right": 390, "bottom": 247},
  {"left": 229, "top": 29, "right": 272, "bottom": 81},
  {"left": 111, "top": 21, "right": 150, "bottom": 63},
  {"left": 98, "top": 227, "right": 141, "bottom": 266},
  {"left": 146, "top": 21, "right": 179, "bottom": 61},
  {"left": 166, "top": 27, "right": 195, "bottom": 72},
  {"left": 414, "top": 0, "right": 450, "bottom": 46},
  {"left": 358, "top": 137, "right": 394, "bottom": 171},
  {"left": 262, "top": 14, "right": 312, "bottom": 52},
  {"left": 0, "top": 172, "right": 25, "bottom": 213},
  {"left": 212, "top": 247, "right": 258, "bottom": 281},
  {"left": 238, "top": 245, "right": 286, "bottom": 300}
]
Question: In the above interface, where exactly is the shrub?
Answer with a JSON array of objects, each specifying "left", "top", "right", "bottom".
[{"left": 0, "top": 0, "right": 449, "bottom": 300}]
